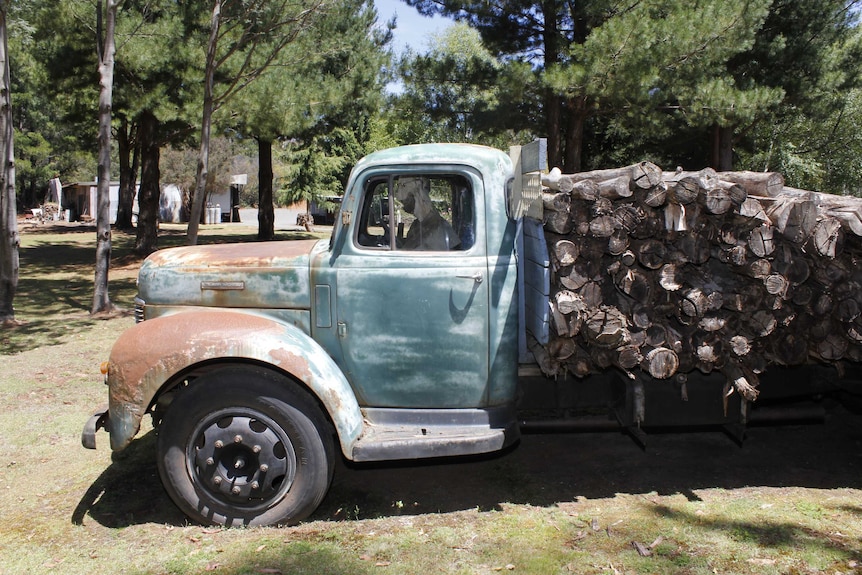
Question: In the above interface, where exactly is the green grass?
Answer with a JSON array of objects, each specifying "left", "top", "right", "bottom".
[{"left": 1, "top": 221, "right": 861, "bottom": 575}]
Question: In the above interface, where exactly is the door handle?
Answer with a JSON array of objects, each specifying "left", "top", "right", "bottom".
[{"left": 456, "top": 272, "right": 484, "bottom": 284}]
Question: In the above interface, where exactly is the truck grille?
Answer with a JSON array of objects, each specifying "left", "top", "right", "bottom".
[{"left": 134, "top": 296, "right": 146, "bottom": 323}]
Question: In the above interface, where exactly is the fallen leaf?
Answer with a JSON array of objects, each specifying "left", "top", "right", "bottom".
[
  {"left": 256, "top": 544, "right": 267, "bottom": 552},
  {"left": 375, "top": 561, "right": 391, "bottom": 567}
]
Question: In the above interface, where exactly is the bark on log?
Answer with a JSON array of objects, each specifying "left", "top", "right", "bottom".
[
  {"left": 531, "top": 160, "right": 862, "bottom": 403},
  {"left": 721, "top": 171, "right": 785, "bottom": 197},
  {"left": 570, "top": 161, "right": 663, "bottom": 190},
  {"left": 598, "top": 175, "right": 633, "bottom": 199}
]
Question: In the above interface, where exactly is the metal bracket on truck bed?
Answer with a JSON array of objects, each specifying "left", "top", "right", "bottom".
[{"left": 612, "top": 372, "right": 750, "bottom": 449}]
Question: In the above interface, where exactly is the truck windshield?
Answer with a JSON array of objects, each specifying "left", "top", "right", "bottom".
[{"left": 356, "top": 174, "right": 474, "bottom": 252}]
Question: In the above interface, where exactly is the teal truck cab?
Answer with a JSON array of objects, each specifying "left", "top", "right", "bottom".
[{"left": 82, "top": 141, "right": 850, "bottom": 527}]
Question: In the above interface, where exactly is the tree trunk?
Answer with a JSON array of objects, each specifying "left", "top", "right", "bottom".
[
  {"left": 0, "top": 0, "right": 18, "bottom": 325},
  {"left": 92, "top": 0, "right": 120, "bottom": 315},
  {"left": 115, "top": 116, "right": 138, "bottom": 231},
  {"left": 541, "top": 0, "right": 562, "bottom": 171},
  {"left": 257, "top": 137, "right": 275, "bottom": 241},
  {"left": 187, "top": 0, "right": 221, "bottom": 246},
  {"left": 712, "top": 124, "right": 734, "bottom": 170},
  {"left": 134, "top": 110, "right": 160, "bottom": 256},
  {"left": 563, "top": 96, "right": 586, "bottom": 172},
  {"left": 545, "top": 89, "right": 562, "bottom": 172}
]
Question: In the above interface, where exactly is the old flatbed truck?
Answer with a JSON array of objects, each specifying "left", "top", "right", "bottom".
[{"left": 82, "top": 141, "right": 858, "bottom": 527}]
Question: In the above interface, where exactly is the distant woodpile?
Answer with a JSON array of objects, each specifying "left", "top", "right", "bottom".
[{"left": 531, "top": 161, "right": 862, "bottom": 401}]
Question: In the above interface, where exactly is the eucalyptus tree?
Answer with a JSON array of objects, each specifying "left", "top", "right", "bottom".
[
  {"left": 8, "top": 0, "right": 94, "bottom": 208},
  {"left": 227, "top": 0, "right": 389, "bottom": 240},
  {"left": 0, "top": 0, "right": 18, "bottom": 325},
  {"left": 92, "top": 0, "right": 121, "bottom": 315}
]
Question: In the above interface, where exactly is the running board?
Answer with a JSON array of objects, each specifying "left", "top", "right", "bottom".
[{"left": 351, "top": 407, "right": 519, "bottom": 462}]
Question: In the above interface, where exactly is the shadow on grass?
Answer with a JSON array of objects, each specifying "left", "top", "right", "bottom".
[
  {"left": 648, "top": 502, "right": 862, "bottom": 566},
  {"left": 76, "top": 404, "right": 862, "bottom": 531},
  {"left": 2, "top": 277, "right": 138, "bottom": 355},
  {"left": 10, "top": 226, "right": 324, "bottom": 355},
  {"left": 72, "top": 431, "right": 187, "bottom": 528}
]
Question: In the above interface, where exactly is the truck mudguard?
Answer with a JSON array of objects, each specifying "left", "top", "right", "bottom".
[{"left": 104, "top": 309, "right": 364, "bottom": 457}]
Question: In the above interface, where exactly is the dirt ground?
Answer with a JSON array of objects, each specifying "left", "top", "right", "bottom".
[{"left": 76, "top": 400, "right": 862, "bottom": 528}]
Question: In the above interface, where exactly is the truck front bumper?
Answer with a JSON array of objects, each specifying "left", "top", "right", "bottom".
[{"left": 81, "top": 409, "right": 109, "bottom": 449}]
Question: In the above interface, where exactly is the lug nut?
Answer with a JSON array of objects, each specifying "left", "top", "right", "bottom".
[
  {"left": 213, "top": 476, "right": 222, "bottom": 486},
  {"left": 233, "top": 434, "right": 243, "bottom": 444},
  {"left": 232, "top": 486, "right": 241, "bottom": 495},
  {"left": 251, "top": 481, "right": 259, "bottom": 490},
  {"left": 252, "top": 445, "right": 261, "bottom": 454},
  {"left": 259, "top": 464, "right": 269, "bottom": 473},
  {"left": 214, "top": 440, "right": 224, "bottom": 449},
  {"left": 206, "top": 457, "right": 215, "bottom": 466}
]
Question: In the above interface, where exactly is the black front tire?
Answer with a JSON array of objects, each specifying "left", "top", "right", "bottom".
[{"left": 156, "top": 367, "right": 334, "bottom": 527}]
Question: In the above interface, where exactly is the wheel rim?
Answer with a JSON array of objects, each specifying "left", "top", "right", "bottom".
[{"left": 187, "top": 408, "right": 297, "bottom": 510}]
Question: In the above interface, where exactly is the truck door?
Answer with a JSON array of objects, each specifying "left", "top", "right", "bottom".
[{"left": 334, "top": 170, "right": 490, "bottom": 408}]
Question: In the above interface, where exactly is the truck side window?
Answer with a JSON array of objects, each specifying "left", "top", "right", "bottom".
[
  {"left": 355, "top": 174, "right": 474, "bottom": 252},
  {"left": 356, "top": 180, "right": 391, "bottom": 248}
]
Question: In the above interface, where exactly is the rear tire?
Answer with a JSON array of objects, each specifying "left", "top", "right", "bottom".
[{"left": 156, "top": 367, "right": 334, "bottom": 527}]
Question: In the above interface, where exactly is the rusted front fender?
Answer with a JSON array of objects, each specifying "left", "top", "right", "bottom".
[{"left": 104, "top": 309, "right": 363, "bottom": 458}]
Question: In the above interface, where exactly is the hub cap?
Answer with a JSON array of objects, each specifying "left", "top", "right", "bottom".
[{"left": 189, "top": 410, "right": 296, "bottom": 507}]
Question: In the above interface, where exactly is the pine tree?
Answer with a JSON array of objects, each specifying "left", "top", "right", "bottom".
[
  {"left": 404, "top": 0, "right": 776, "bottom": 171},
  {"left": 227, "top": 0, "right": 389, "bottom": 240}
]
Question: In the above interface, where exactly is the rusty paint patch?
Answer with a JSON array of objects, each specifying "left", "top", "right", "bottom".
[
  {"left": 145, "top": 239, "right": 319, "bottom": 268},
  {"left": 268, "top": 347, "right": 315, "bottom": 385},
  {"left": 106, "top": 309, "right": 364, "bottom": 456},
  {"left": 138, "top": 241, "right": 318, "bottom": 310}
]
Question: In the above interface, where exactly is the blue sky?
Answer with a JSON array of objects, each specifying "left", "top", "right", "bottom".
[{"left": 374, "top": 0, "right": 453, "bottom": 55}]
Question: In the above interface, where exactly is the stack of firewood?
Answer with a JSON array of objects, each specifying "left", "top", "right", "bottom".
[{"left": 532, "top": 162, "right": 862, "bottom": 401}]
